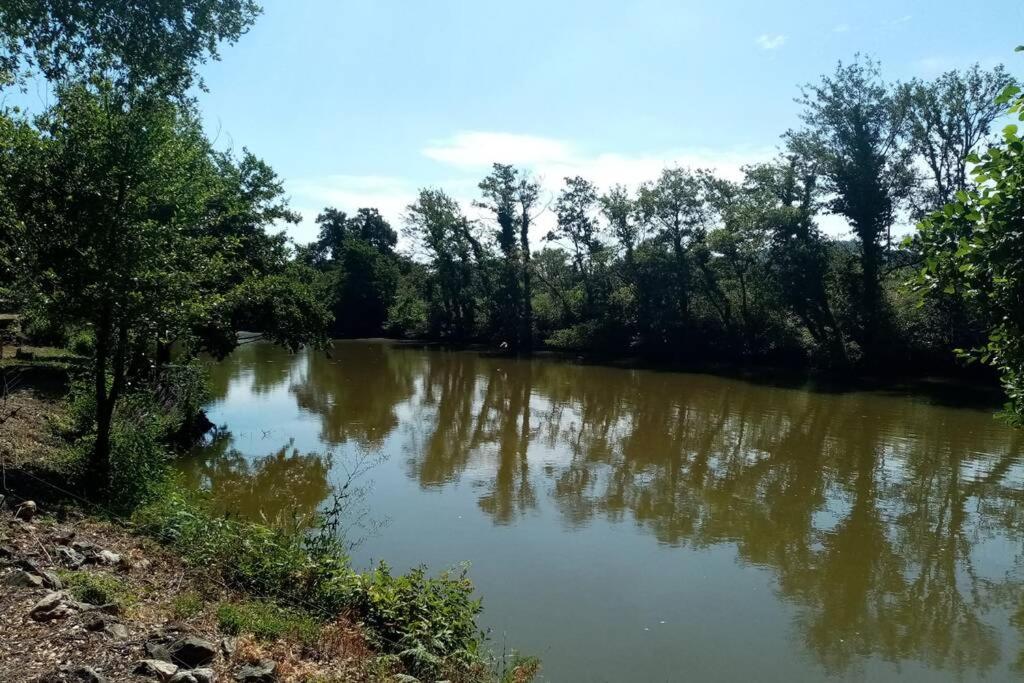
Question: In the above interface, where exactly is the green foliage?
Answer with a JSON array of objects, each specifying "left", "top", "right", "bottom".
[
  {"left": 0, "top": 0, "right": 261, "bottom": 95},
  {"left": 57, "top": 570, "right": 135, "bottom": 608},
  {"left": 172, "top": 591, "right": 205, "bottom": 620},
  {"left": 133, "top": 486, "right": 490, "bottom": 680},
  {"left": 217, "top": 600, "right": 321, "bottom": 644},
  {"left": 916, "top": 82, "right": 1024, "bottom": 419}
]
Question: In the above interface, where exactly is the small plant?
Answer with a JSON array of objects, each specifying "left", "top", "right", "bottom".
[
  {"left": 217, "top": 600, "right": 321, "bottom": 644},
  {"left": 172, "top": 591, "right": 204, "bottom": 619},
  {"left": 58, "top": 570, "right": 135, "bottom": 608}
]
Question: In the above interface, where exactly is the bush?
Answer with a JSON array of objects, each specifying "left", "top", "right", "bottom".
[
  {"left": 58, "top": 570, "right": 135, "bottom": 607},
  {"left": 133, "top": 486, "right": 490, "bottom": 680},
  {"left": 217, "top": 600, "right": 321, "bottom": 644}
]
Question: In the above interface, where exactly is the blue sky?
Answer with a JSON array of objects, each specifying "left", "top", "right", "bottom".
[{"left": 68, "top": 1, "right": 1024, "bottom": 243}]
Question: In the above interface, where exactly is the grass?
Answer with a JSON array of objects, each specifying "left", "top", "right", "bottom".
[
  {"left": 57, "top": 570, "right": 136, "bottom": 608},
  {"left": 171, "top": 591, "right": 205, "bottom": 620},
  {"left": 217, "top": 600, "right": 322, "bottom": 645}
]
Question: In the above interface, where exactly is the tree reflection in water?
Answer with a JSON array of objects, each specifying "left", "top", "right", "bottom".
[{"left": 193, "top": 341, "right": 1024, "bottom": 678}]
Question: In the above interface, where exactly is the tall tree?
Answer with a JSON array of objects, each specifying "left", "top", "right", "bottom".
[
  {"left": 405, "top": 189, "right": 481, "bottom": 340},
  {"left": 788, "top": 57, "right": 914, "bottom": 360},
  {"left": 637, "top": 167, "right": 711, "bottom": 333},
  {"left": 0, "top": 0, "right": 260, "bottom": 95},
  {"left": 903, "top": 64, "right": 1017, "bottom": 216},
  {"left": 7, "top": 84, "right": 329, "bottom": 486},
  {"left": 551, "top": 176, "right": 604, "bottom": 317},
  {"left": 917, "top": 77, "right": 1024, "bottom": 420},
  {"left": 477, "top": 163, "right": 540, "bottom": 349}
]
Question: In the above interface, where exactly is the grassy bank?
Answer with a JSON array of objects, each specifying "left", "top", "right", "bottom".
[{"left": 0, "top": 356, "right": 538, "bottom": 682}]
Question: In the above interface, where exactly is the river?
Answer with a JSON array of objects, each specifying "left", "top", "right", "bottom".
[{"left": 180, "top": 339, "right": 1024, "bottom": 682}]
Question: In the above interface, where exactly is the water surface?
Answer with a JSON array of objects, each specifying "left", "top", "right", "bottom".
[{"left": 182, "top": 340, "right": 1024, "bottom": 682}]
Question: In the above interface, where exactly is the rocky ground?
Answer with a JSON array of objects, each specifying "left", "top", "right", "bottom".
[
  {"left": 0, "top": 500, "right": 373, "bottom": 682},
  {"left": 0, "top": 380, "right": 377, "bottom": 683}
]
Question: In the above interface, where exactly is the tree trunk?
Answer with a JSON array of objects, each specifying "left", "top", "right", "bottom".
[{"left": 519, "top": 218, "right": 533, "bottom": 351}]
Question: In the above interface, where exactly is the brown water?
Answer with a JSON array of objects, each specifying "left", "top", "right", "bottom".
[{"left": 181, "top": 340, "right": 1024, "bottom": 682}]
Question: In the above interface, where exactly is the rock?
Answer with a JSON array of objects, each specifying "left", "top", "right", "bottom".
[
  {"left": 53, "top": 528, "right": 76, "bottom": 545},
  {"left": 134, "top": 659, "right": 180, "bottom": 680},
  {"left": 145, "top": 640, "right": 173, "bottom": 662},
  {"left": 169, "top": 674, "right": 198, "bottom": 683},
  {"left": 234, "top": 661, "right": 276, "bottom": 682},
  {"left": 15, "top": 500, "right": 37, "bottom": 521},
  {"left": 11, "top": 558, "right": 60, "bottom": 588},
  {"left": 30, "top": 590, "right": 78, "bottom": 621},
  {"left": 220, "top": 637, "right": 237, "bottom": 658},
  {"left": 169, "top": 636, "right": 218, "bottom": 668},
  {"left": 56, "top": 545, "right": 86, "bottom": 568},
  {"left": 0, "top": 544, "right": 15, "bottom": 561},
  {"left": 5, "top": 568, "right": 44, "bottom": 588},
  {"left": 104, "top": 622, "right": 129, "bottom": 640},
  {"left": 191, "top": 668, "right": 215, "bottom": 683},
  {"left": 72, "top": 666, "right": 108, "bottom": 683},
  {"left": 97, "top": 549, "right": 121, "bottom": 565},
  {"left": 83, "top": 613, "right": 107, "bottom": 631}
]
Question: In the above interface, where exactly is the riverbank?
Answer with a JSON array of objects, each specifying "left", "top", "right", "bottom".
[{"left": 0, "top": 364, "right": 539, "bottom": 683}]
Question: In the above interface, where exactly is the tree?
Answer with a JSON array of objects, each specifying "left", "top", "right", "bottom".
[
  {"left": 0, "top": 0, "right": 260, "bottom": 95},
  {"left": 903, "top": 65, "right": 1017, "bottom": 216},
  {"left": 405, "top": 189, "right": 482, "bottom": 340},
  {"left": 637, "top": 167, "right": 712, "bottom": 333},
  {"left": 788, "top": 57, "right": 914, "bottom": 360},
  {"left": 6, "top": 84, "right": 329, "bottom": 486},
  {"left": 310, "top": 207, "right": 400, "bottom": 337},
  {"left": 550, "top": 176, "right": 605, "bottom": 315},
  {"left": 916, "top": 76, "right": 1024, "bottom": 419},
  {"left": 477, "top": 163, "right": 540, "bottom": 349}
]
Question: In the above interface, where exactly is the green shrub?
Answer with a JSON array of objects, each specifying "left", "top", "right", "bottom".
[
  {"left": 58, "top": 570, "right": 135, "bottom": 607},
  {"left": 217, "top": 600, "right": 321, "bottom": 644},
  {"left": 134, "top": 486, "right": 490, "bottom": 680},
  {"left": 172, "top": 591, "right": 204, "bottom": 619},
  {"left": 67, "top": 328, "right": 96, "bottom": 357}
]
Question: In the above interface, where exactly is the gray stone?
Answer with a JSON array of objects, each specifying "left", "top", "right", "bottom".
[
  {"left": 15, "top": 500, "right": 37, "bottom": 521},
  {"left": 97, "top": 549, "right": 121, "bottom": 565},
  {"left": 5, "top": 568, "right": 44, "bottom": 588},
  {"left": 145, "top": 640, "right": 173, "bottom": 662},
  {"left": 53, "top": 528, "right": 76, "bottom": 545},
  {"left": 105, "top": 622, "right": 129, "bottom": 640},
  {"left": 30, "top": 590, "right": 78, "bottom": 621},
  {"left": 73, "top": 666, "right": 108, "bottom": 683},
  {"left": 134, "top": 659, "right": 179, "bottom": 680},
  {"left": 169, "top": 636, "right": 218, "bottom": 668},
  {"left": 234, "top": 661, "right": 276, "bottom": 682},
  {"left": 169, "top": 674, "right": 198, "bottom": 683},
  {"left": 56, "top": 545, "right": 86, "bottom": 568},
  {"left": 192, "top": 668, "right": 215, "bottom": 683},
  {"left": 220, "top": 637, "right": 237, "bottom": 657}
]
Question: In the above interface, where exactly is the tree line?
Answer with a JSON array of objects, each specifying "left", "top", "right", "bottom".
[{"left": 299, "top": 55, "right": 1024, "bottom": 419}]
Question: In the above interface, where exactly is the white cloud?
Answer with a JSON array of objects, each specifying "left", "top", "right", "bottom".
[
  {"left": 755, "top": 34, "right": 787, "bottom": 50},
  {"left": 883, "top": 15, "right": 912, "bottom": 27},
  {"left": 284, "top": 134, "right": 778, "bottom": 249},
  {"left": 422, "top": 131, "right": 574, "bottom": 169},
  {"left": 286, "top": 174, "right": 419, "bottom": 245}
]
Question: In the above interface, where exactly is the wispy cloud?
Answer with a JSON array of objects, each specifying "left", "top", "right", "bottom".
[
  {"left": 883, "top": 15, "right": 913, "bottom": 27},
  {"left": 755, "top": 34, "right": 787, "bottom": 50},
  {"left": 286, "top": 133, "right": 778, "bottom": 247},
  {"left": 832, "top": 23, "right": 850, "bottom": 33},
  {"left": 422, "top": 132, "right": 573, "bottom": 169}
]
